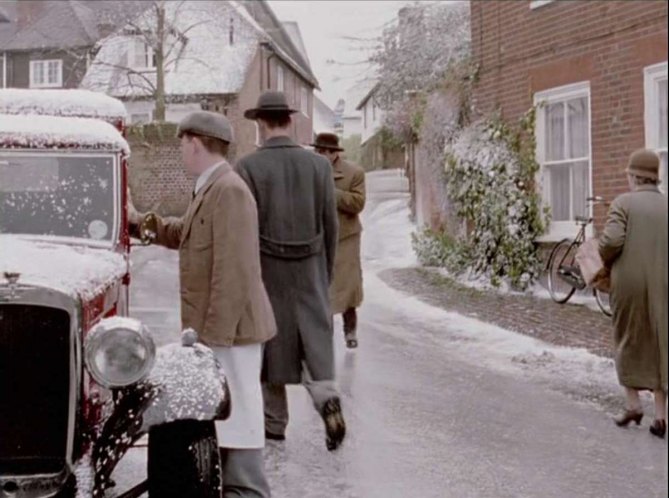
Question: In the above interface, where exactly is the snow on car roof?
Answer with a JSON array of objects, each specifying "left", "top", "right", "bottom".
[
  {"left": 0, "top": 89, "right": 127, "bottom": 122},
  {"left": 0, "top": 113, "right": 129, "bottom": 153},
  {"left": 0, "top": 235, "right": 127, "bottom": 300}
]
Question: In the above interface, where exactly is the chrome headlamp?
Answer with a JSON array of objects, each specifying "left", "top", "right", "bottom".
[{"left": 85, "top": 316, "right": 156, "bottom": 388}]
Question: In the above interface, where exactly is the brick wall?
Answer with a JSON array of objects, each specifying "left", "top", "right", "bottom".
[
  {"left": 471, "top": 0, "right": 668, "bottom": 230},
  {"left": 126, "top": 123, "right": 192, "bottom": 217}
]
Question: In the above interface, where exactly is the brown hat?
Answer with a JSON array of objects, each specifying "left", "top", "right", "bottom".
[
  {"left": 244, "top": 91, "right": 298, "bottom": 120},
  {"left": 626, "top": 148, "right": 660, "bottom": 180},
  {"left": 310, "top": 132, "right": 344, "bottom": 152},
  {"left": 177, "top": 111, "right": 234, "bottom": 143}
]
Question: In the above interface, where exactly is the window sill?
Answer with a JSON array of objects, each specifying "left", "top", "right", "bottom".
[
  {"left": 530, "top": 0, "right": 555, "bottom": 10},
  {"left": 30, "top": 83, "right": 63, "bottom": 89},
  {"left": 536, "top": 223, "right": 593, "bottom": 243},
  {"left": 128, "top": 67, "right": 157, "bottom": 73}
]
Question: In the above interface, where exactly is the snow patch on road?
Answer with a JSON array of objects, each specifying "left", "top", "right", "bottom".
[
  {"left": 366, "top": 270, "right": 620, "bottom": 407},
  {"left": 362, "top": 189, "right": 620, "bottom": 409}
]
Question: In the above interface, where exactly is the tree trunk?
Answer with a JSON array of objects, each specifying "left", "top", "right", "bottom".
[{"left": 154, "top": 1, "right": 166, "bottom": 122}]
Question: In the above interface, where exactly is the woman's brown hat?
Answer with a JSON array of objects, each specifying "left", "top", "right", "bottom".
[{"left": 626, "top": 148, "right": 660, "bottom": 180}]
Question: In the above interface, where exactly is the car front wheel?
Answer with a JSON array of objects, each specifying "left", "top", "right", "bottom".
[{"left": 148, "top": 420, "right": 221, "bottom": 498}]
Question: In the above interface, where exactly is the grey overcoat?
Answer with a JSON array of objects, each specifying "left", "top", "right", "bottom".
[
  {"left": 236, "top": 136, "right": 338, "bottom": 384},
  {"left": 599, "top": 185, "right": 668, "bottom": 391}
]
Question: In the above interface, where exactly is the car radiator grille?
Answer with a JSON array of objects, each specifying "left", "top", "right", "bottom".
[{"left": 0, "top": 304, "right": 71, "bottom": 475}]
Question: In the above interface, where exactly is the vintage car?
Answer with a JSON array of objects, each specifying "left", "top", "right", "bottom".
[{"left": 0, "top": 89, "right": 228, "bottom": 498}]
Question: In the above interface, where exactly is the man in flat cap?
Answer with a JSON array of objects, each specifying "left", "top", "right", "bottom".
[
  {"left": 130, "top": 111, "right": 275, "bottom": 497},
  {"left": 236, "top": 91, "right": 346, "bottom": 451},
  {"left": 312, "top": 132, "right": 366, "bottom": 349}
]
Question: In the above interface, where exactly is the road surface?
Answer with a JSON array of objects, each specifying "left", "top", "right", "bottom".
[{"left": 115, "top": 169, "right": 667, "bottom": 498}]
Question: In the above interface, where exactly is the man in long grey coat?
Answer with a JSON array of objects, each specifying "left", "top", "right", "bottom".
[{"left": 236, "top": 91, "right": 346, "bottom": 451}]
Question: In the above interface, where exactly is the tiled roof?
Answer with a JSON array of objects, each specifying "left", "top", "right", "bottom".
[
  {"left": 0, "top": 0, "right": 148, "bottom": 51},
  {"left": 0, "top": 1, "right": 97, "bottom": 51}
]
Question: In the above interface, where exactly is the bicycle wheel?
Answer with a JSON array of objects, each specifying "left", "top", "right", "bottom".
[
  {"left": 546, "top": 238, "right": 578, "bottom": 303},
  {"left": 594, "top": 288, "right": 612, "bottom": 317}
]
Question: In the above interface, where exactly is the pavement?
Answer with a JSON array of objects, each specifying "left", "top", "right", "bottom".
[{"left": 113, "top": 169, "right": 667, "bottom": 498}]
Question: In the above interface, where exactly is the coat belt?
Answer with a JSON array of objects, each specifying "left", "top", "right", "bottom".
[{"left": 259, "top": 232, "right": 324, "bottom": 259}]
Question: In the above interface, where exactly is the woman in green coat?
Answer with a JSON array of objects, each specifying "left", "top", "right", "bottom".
[{"left": 599, "top": 149, "right": 668, "bottom": 439}]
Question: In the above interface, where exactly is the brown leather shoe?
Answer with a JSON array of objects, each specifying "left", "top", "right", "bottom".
[
  {"left": 649, "top": 419, "right": 666, "bottom": 439},
  {"left": 614, "top": 409, "right": 643, "bottom": 427}
]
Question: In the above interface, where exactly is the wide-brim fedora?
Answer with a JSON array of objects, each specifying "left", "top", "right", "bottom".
[
  {"left": 310, "top": 132, "right": 344, "bottom": 152},
  {"left": 244, "top": 91, "right": 298, "bottom": 120}
]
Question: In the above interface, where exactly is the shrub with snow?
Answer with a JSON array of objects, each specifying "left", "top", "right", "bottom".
[{"left": 442, "top": 114, "right": 548, "bottom": 290}]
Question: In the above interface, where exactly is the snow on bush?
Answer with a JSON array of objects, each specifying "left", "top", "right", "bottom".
[
  {"left": 442, "top": 115, "right": 547, "bottom": 290},
  {"left": 0, "top": 114, "right": 129, "bottom": 153},
  {"left": 0, "top": 89, "right": 127, "bottom": 122}
]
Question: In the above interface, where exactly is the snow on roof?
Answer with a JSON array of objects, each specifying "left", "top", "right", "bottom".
[
  {"left": 0, "top": 114, "right": 129, "bottom": 153},
  {"left": 0, "top": 89, "right": 127, "bottom": 122},
  {"left": 83, "top": 1, "right": 257, "bottom": 98},
  {"left": 0, "top": 235, "right": 127, "bottom": 300}
]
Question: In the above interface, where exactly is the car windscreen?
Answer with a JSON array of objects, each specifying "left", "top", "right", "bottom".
[{"left": 0, "top": 153, "right": 116, "bottom": 242}]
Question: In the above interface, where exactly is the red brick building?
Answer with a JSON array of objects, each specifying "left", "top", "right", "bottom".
[{"left": 471, "top": 0, "right": 667, "bottom": 240}]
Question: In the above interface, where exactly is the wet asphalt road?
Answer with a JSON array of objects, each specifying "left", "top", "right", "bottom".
[{"left": 116, "top": 169, "right": 667, "bottom": 498}]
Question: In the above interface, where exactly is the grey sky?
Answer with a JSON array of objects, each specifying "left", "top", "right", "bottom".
[{"left": 268, "top": 0, "right": 412, "bottom": 109}]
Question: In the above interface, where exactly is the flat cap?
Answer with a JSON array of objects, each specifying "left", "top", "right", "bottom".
[
  {"left": 626, "top": 148, "right": 659, "bottom": 180},
  {"left": 177, "top": 111, "right": 234, "bottom": 143}
]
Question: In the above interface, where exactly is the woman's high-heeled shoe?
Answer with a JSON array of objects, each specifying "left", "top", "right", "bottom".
[
  {"left": 649, "top": 419, "right": 666, "bottom": 439},
  {"left": 614, "top": 409, "right": 644, "bottom": 427}
]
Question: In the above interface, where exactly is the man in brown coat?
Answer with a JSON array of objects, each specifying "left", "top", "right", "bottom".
[
  {"left": 130, "top": 111, "right": 276, "bottom": 497},
  {"left": 312, "top": 133, "right": 366, "bottom": 348},
  {"left": 236, "top": 92, "right": 346, "bottom": 452}
]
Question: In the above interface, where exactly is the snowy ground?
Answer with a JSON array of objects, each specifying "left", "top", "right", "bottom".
[{"left": 114, "top": 169, "right": 667, "bottom": 498}]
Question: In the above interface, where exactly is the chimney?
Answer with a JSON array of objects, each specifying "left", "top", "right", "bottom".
[{"left": 17, "top": 0, "right": 46, "bottom": 29}]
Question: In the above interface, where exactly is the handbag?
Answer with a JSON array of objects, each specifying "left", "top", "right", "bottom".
[{"left": 575, "top": 238, "right": 611, "bottom": 293}]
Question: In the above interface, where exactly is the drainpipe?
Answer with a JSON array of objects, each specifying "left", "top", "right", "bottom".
[
  {"left": 261, "top": 42, "right": 276, "bottom": 90},
  {"left": 2, "top": 52, "right": 6, "bottom": 88}
]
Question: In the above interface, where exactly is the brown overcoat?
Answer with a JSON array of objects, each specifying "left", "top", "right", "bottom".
[
  {"left": 330, "top": 157, "right": 366, "bottom": 314},
  {"left": 599, "top": 185, "right": 668, "bottom": 391},
  {"left": 149, "top": 162, "right": 277, "bottom": 347}
]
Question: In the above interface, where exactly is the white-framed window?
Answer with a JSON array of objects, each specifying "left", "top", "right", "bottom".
[
  {"left": 29, "top": 59, "right": 63, "bottom": 88},
  {"left": 530, "top": 0, "right": 555, "bottom": 9},
  {"left": 129, "top": 37, "right": 155, "bottom": 70},
  {"left": 644, "top": 61, "right": 668, "bottom": 193},
  {"left": 534, "top": 81, "right": 591, "bottom": 239},
  {"left": 277, "top": 65, "right": 285, "bottom": 92},
  {"left": 300, "top": 86, "right": 309, "bottom": 115}
]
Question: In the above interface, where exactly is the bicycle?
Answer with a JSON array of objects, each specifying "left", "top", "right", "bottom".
[{"left": 545, "top": 196, "right": 612, "bottom": 317}]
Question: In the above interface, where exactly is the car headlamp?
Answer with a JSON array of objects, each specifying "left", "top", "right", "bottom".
[{"left": 84, "top": 316, "right": 156, "bottom": 388}]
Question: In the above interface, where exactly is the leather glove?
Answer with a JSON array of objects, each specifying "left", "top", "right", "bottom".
[{"left": 139, "top": 213, "right": 158, "bottom": 244}]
